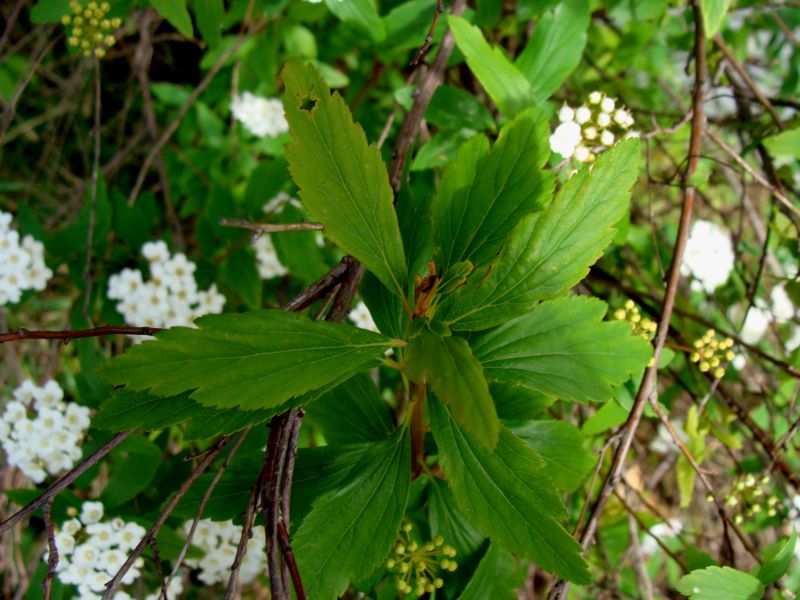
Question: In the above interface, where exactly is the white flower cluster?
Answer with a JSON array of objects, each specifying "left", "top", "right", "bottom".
[
  {"left": 549, "top": 92, "right": 637, "bottom": 163},
  {"left": 640, "top": 518, "right": 683, "bottom": 555},
  {"left": 107, "top": 241, "right": 225, "bottom": 333},
  {"left": 0, "top": 380, "right": 90, "bottom": 483},
  {"left": 183, "top": 519, "right": 267, "bottom": 586},
  {"left": 681, "top": 220, "right": 735, "bottom": 293},
  {"left": 0, "top": 210, "right": 52, "bottom": 305},
  {"left": 47, "top": 501, "right": 147, "bottom": 600},
  {"left": 231, "top": 92, "right": 289, "bottom": 138},
  {"left": 349, "top": 301, "right": 378, "bottom": 332}
]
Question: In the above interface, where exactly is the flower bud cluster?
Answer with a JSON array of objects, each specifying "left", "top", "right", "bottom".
[
  {"left": 61, "top": 1, "right": 122, "bottom": 59},
  {"left": 614, "top": 300, "right": 657, "bottom": 340},
  {"left": 46, "top": 501, "right": 147, "bottom": 599},
  {"left": 182, "top": 519, "right": 267, "bottom": 586},
  {"left": 107, "top": 241, "right": 225, "bottom": 337},
  {"left": 713, "top": 474, "right": 782, "bottom": 524},
  {"left": 549, "top": 92, "right": 637, "bottom": 163},
  {"left": 386, "top": 523, "right": 455, "bottom": 596},
  {"left": 0, "top": 380, "right": 90, "bottom": 483},
  {"left": 231, "top": 92, "right": 289, "bottom": 138},
  {"left": 0, "top": 211, "right": 52, "bottom": 306},
  {"left": 689, "top": 329, "right": 735, "bottom": 378}
]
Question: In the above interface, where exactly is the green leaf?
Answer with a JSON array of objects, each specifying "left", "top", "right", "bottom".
[
  {"left": 93, "top": 390, "right": 201, "bottom": 432},
  {"left": 101, "top": 310, "right": 392, "bottom": 411},
  {"left": 458, "top": 544, "right": 521, "bottom": 600},
  {"left": 515, "top": 0, "right": 590, "bottom": 102},
  {"left": 509, "top": 420, "right": 594, "bottom": 493},
  {"left": 221, "top": 246, "right": 262, "bottom": 310},
  {"left": 149, "top": 0, "right": 194, "bottom": 38},
  {"left": 101, "top": 435, "right": 162, "bottom": 508},
  {"left": 471, "top": 297, "right": 652, "bottom": 403},
  {"left": 492, "top": 382, "right": 554, "bottom": 420},
  {"left": 677, "top": 405, "right": 707, "bottom": 507},
  {"left": 432, "top": 108, "right": 553, "bottom": 271},
  {"left": 701, "top": 0, "right": 731, "bottom": 37},
  {"left": 763, "top": 127, "right": 800, "bottom": 158},
  {"left": 30, "top": 0, "right": 69, "bottom": 24},
  {"left": 427, "top": 85, "right": 496, "bottom": 132},
  {"left": 360, "top": 272, "right": 408, "bottom": 338},
  {"left": 758, "top": 532, "right": 797, "bottom": 585},
  {"left": 405, "top": 321, "right": 500, "bottom": 450},
  {"left": 282, "top": 61, "right": 407, "bottom": 297},
  {"left": 325, "top": 0, "right": 386, "bottom": 42},
  {"left": 294, "top": 427, "right": 410, "bottom": 600},
  {"left": 448, "top": 15, "right": 533, "bottom": 117},
  {"left": 193, "top": 0, "right": 224, "bottom": 49},
  {"left": 304, "top": 373, "right": 394, "bottom": 446},
  {"left": 429, "top": 396, "right": 590, "bottom": 583},
  {"left": 676, "top": 566, "right": 765, "bottom": 599},
  {"left": 438, "top": 139, "right": 642, "bottom": 331},
  {"left": 428, "top": 477, "right": 485, "bottom": 561}
]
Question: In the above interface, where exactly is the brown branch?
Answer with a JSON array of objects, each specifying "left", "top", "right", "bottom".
[
  {"left": 42, "top": 501, "right": 57, "bottom": 600},
  {"left": 389, "top": 0, "right": 467, "bottom": 193},
  {"left": 263, "top": 414, "right": 290, "bottom": 599},
  {"left": 0, "top": 326, "right": 163, "bottom": 344},
  {"left": 134, "top": 9, "right": 185, "bottom": 248},
  {"left": 224, "top": 463, "right": 264, "bottom": 600},
  {"left": 411, "top": 0, "right": 445, "bottom": 66},
  {"left": 0, "top": 432, "right": 131, "bottom": 534},
  {"left": 548, "top": 1, "right": 708, "bottom": 596},
  {"left": 277, "top": 521, "right": 307, "bottom": 600},
  {"left": 102, "top": 435, "right": 234, "bottom": 599},
  {"left": 219, "top": 218, "right": 324, "bottom": 234},
  {"left": 280, "top": 256, "right": 352, "bottom": 313}
]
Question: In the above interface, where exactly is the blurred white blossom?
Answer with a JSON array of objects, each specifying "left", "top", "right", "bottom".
[
  {"left": 107, "top": 241, "right": 225, "bottom": 338},
  {"left": 0, "top": 380, "right": 90, "bottom": 483},
  {"left": 0, "top": 210, "right": 53, "bottom": 305},
  {"left": 231, "top": 92, "right": 289, "bottom": 138},
  {"left": 681, "top": 220, "right": 735, "bottom": 293},
  {"left": 640, "top": 518, "right": 683, "bottom": 555}
]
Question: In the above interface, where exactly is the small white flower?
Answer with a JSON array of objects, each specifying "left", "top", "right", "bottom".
[
  {"left": 740, "top": 305, "right": 771, "bottom": 344},
  {"left": 600, "top": 97, "right": 615, "bottom": 113},
  {"left": 596, "top": 112, "right": 611, "bottom": 128},
  {"left": 558, "top": 104, "right": 575, "bottom": 122},
  {"left": 681, "top": 220, "right": 735, "bottom": 293},
  {"left": 600, "top": 130, "right": 615, "bottom": 146},
  {"left": 583, "top": 126, "right": 597, "bottom": 141},
  {"left": 588, "top": 91, "right": 603, "bottom": 104},
  {"left": 80, "top": 501, "right": 105, "bottom": 525},
  {"left": 573, "top": 145, "right": 591, "bottom": 163},
  {"left": 348, "top": 301, "right": 378, "bottom": 332}
]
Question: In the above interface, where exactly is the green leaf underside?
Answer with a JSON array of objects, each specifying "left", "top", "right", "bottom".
[
  {"left": 429, "top": 396, "right": 590, "bottom": 583},
  {"left": 282, "top": 61, "right": 407, "bottom": 297},
  {"left": 100, "top": 310, "right": 391, "bottom": 411},
  {"left": 676, "top": 566, "right": 765, "bottom": 600},
  {"left": 294, "top": 427, "right": 410, "bottom": 600},
  {"left": 509, "top": 420, "right": 594, "bottom": 493},
  {"left": 448, "top": 15, "right": 533, "bottom": 117},
  {"left": 438, "top": 139, "right": 642, "bottom": 331},
  {"left": 405, "top": 325, "right": 500, "bottom": 450},
  {"left": 472, "top": 296, "right": 652, "bottom": 403},
  {"left": 515, "top": 0, "right": 590, "bottom": 103},
  {"left": 433, "top": 108, "right": 553, "bottom": 271},
  {"left": 304, "top": 373, "right": 394, "bottom": 445}
]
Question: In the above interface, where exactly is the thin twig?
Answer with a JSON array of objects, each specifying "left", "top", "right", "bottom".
[
  {"left": 219, "top": 218, "right": 324, "bottom": 234},
  {"left": 223, "top": 463, "right": 265, "bottom": 600},
  {"left": 0, "top": 432, "right": 131, "bottom": 533},
  {"left": 548, "top": 2, "right": 707, "bottom": 596},
  {"left": 0, "top": 326, "right": 162, "bottom": 344},
  {"left": 82, "top": 60, "right": 102, "bottom": 321},
  {"left": 411, "top": 0, "right": 445, "bottom": 66},
  {"left": 389, "top": 0, "right": 467, "bottom": 192}
]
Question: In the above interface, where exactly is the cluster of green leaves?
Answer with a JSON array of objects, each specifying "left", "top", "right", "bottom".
[{"left": 96, "top": 60, "right": 652, "bottom": 597}]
